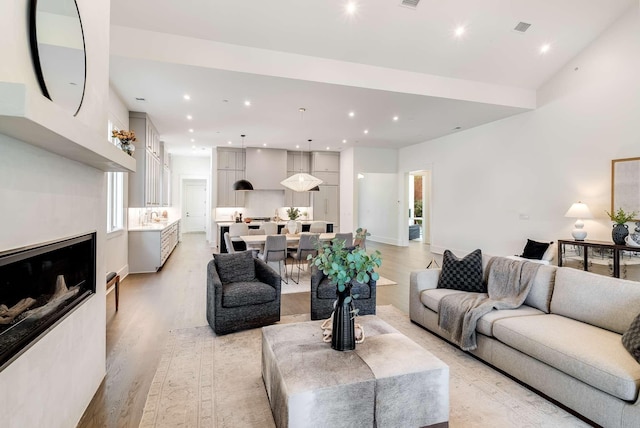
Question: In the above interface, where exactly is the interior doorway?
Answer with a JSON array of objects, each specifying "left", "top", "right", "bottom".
[
  {"left": 182, "top": 179, "right": 207, "bottom": 233},
  {"left": 408, "top": 171, "right": 431, "bottom": 244}
]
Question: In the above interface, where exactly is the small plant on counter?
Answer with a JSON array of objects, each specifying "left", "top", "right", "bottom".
[{"left": 287, "top": 207, "right": 300, "bottom": 220}]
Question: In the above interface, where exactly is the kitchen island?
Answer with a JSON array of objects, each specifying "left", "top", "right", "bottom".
[{"left": 129, "top": 218, "right": 180, "bottom": 273}]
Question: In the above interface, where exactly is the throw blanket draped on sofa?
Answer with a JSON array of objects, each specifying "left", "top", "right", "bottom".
[{"left": 438, "top": 257, "right": 541, "bottom": 351}]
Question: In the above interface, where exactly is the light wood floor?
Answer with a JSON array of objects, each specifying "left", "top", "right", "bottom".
[{"left": 78, "top": 233, "right": 433, "bottom": 428}]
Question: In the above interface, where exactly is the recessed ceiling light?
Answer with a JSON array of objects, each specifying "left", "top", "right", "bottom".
[
  {"left": 540, "top": 43, "right": 550, "bottom": 54},
  {"left": 186, "top": 115, "right": 193, "bottom": 120},
  {"left": 296, "top": 145, "right": 300, "bottom": 149},
  {"left": 393, "top": 116, "right": 399, "bottom": 121},
  {"left": 263, "top": 143, "right": 267, "bottom": 147},
  {"left": 454, "top": 26, "right": 465, "bottom": 38},
  {"left": 348, "top": 111, "right": 355, "bottom": 118},
  {"left": 342, "top": 139, "right": 347, "bottom": 143},
  {"left": 188, "top": 129, "right": 194, "bottom": 133},
  {"left": 190, "top": 138, "right": 195, "bottom": 142},
  {"left": 346, "top": 2, "right": 357, "bottom": 15},
  {"left": 364, "top": 129, "right": 369, "bottom": 134},
  {"left": 183, "top": 94, "right": 191, "bottom": 100},
  {"left": 227, "top": 141, "right": 232, "bottom": 145},
  {"left": 326, "top": 146, "right": 330, "bottom": 150},
  {"left": 244, "top": 100, "right": 251, "bottom": 107}
]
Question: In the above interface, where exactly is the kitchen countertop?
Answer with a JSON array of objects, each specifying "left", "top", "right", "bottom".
[
  {"left": 215, "top": 220, "right": 325, "bottom": 226},
  {"left": 129, "top": 218, "right": 180, "bottom": 232}
]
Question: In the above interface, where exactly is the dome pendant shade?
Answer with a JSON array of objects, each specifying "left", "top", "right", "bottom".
[
  {"left": 233, "top": 179, "right": 254, "bottom": 191},
  {"left": 281, "top": 173, "right": 323, "bottom": 192}
]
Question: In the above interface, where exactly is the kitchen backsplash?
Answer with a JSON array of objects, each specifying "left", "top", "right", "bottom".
[{"left": 215, "top": 190, "right": 312, "bottom": 221}]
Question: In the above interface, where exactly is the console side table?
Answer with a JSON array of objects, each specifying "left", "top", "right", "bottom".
[{"left": 558, "top": 239, "right": 640, "bottom": 279}]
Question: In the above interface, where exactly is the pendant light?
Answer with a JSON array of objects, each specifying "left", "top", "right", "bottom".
[
  {"left": 280, "top": 109, "right": 323, "bottom": 192},
  {"left": 232, "top": 134, "right": 254, "bottom": 191}
]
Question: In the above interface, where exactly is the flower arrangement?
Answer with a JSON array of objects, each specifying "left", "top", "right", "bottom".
[
  {"left": 112, "top": 129, "right": 137, "bottom": 156},
  {"left": 606, "top": 207, "right": 638, "bottom": 224},
  {"left": 286, "top": 207, "right": 300, "bottom": 220}
]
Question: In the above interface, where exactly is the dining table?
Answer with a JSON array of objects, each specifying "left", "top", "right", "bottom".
[{"left": 239, "top": 232, "right": 336, "bottom": 247}]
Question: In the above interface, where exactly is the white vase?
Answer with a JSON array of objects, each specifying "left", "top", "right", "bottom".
[{"left": 287, "top": 220, "right": 297, "bottom": 234}]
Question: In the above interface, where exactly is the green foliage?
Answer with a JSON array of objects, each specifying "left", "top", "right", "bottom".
[
  {"left": 308, "top": 238, "right": 382, "bottom": 293},
  {"left": 606, "top": 207, "right": 638, "bottom": 224},
  {"left": 414, "top": 199, "right": 423, "bottom": 218},
  {"left": 355, "top": 227, "right": 370, "bottom": 241},
  {"left": 286, "top": 207, "right": 300, "bottom": 220}
]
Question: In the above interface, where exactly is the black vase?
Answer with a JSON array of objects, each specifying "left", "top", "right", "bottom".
[
  {"left": 612, "top": 223, "right": 629, "bottom": 245},
  {"left": 331, "top": 285, "right": 356, "bottom": 351}
]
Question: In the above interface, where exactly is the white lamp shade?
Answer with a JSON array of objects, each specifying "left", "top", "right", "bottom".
[
  {"left": 564, "top": 202, "right": 593, "bottom": 219},
  {"left": 281, "top": 173, "right": 323, "bottom": 192}
]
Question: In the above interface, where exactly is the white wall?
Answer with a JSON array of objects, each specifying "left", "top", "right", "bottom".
[
  {"left": 0, "top": 0, "right": 110, "bottom": 426},
  {"left": 171, "top": 154, "right": 213, "bottom": 242},
  {"left": 398, "top": 6, "right": 640, "bottom": 257},
  {"left": 106, "top": 86, "right": 130, "bottom": 278},
  {"left": 341, "top": 147, "right": 401, "bottom": 243}
]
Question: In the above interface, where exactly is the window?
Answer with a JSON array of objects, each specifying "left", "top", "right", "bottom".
[
  {"left": 107, "top": 172, "right": 124, "bottom": 233},
  {"left": 107, "top": 120, "right": 124, "bottom": 233}
]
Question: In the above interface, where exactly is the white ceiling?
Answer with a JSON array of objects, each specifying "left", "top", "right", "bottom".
[{"left": 109, "top": 0, "right": 635, "bottom": 156}]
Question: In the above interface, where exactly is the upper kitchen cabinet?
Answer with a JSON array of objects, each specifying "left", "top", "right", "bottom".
[
  {"left": 245, "top": 148, "right": 287, "bottom": 190},
  {"left": 312, "top": 152, "right": 340, "bottom": 172},
  {"left": 129, "top": 112, "right": 164, "bottom": 207},
  {"left": 161, "top": 142, "right": 171, "bottom": 206},
  {"left": 287, "top": 151, "right": 310, "bottom": 173},
  {"left": 216, "top": 147, "right": 245, "bottom": 207}
]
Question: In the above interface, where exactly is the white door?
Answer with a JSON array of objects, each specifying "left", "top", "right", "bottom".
[{"left": 184, "top": 181, "right": 206, "bottom": 232}]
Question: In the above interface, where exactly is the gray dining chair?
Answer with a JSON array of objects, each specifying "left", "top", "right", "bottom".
[
  {"left": 333, "top": 232, "right": 353, "bottom": 247},
  {"left": 310, "top": 221, "right": 326, "bottom": 233},
  {"left": 288, "top": 233, "right": 319, "bottom": 284},
  {"left": 258, "top": 234, "right": 288, "bottom": 284}
]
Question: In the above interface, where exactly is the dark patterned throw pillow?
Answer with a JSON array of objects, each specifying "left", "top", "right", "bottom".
[
  {"left": 521, "top": 239, "right": 551, "bottom": 260},
  {"left": 622, "top": 312, "right": 640, "bottom": 363},
  {"left": 214, "top": 250, "right": 256, "bottom": 284},
  {"left": 437, "top": 249, "right": 485, "bottom": 292}
]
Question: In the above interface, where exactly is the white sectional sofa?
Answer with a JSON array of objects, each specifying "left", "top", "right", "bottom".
[{"left": 410, "top": 257, "right": 640, "bottom": 427}]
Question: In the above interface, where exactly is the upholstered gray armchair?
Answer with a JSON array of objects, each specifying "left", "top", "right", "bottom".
[
  {"left": 207, "top": 251, "right": 281, "bottom": 335},
  {"left": 310, "top": 266, "right": 377, "bottom": 320}
]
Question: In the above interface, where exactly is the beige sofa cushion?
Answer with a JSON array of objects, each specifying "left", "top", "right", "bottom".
[
  {"left": 552, "top": 268, "right": 640, "bottom": 334},
  {"left": 493, "top": 314, "right": 640, "bottom": 401},
  {"left": 523, "top": 265, "right": 556, "bottom": 313},
  {"left": 476, "top": 308, "right": 544, "bottom": 337},
  {"left": 420, "top": 288, "right": 469, "bottom": 313}
]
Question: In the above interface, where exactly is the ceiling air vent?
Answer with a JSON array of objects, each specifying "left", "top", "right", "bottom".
[
  {"left": 400, "top": 0, "right": 420, "bottom": 9},
  {"left": 513, "top": 22, "right": 532, "bottom": 33}
]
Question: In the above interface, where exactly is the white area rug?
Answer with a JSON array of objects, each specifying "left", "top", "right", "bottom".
[
  {"left": 280, "top": 265, "right": 396, "bottom": 295},
  {"left": 139, "top": 305, "right": 589, "bottom": 428}
]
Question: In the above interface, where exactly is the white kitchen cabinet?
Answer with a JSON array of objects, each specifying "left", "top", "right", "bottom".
[
  {"left": 313, "top": 185, "right": 339, "bottom": 224},
  {"left": 287, "top": 151, "right": 310, "bottom": 173},
  {"left": 129, "top": 112, "right": 164, "bottom": 207},
  {"left": 312, "top": 152, "right": 340, "bottom": 172},
  {"left": 284, "top": 186, "right": 310, "bottom": 207},
  {"left": 312, "top": 171, "right": 339, "bottom": 186},
  {"left": 245, "top": 148, "right": 287, "bottom": 190},
  {"left": 217, "top": 169, "right": 245, "bottom": 207},
  {"left": 129, "top": 220, "right": 180, "bottom": 273},
  {"left": 218, "top": 148, "right": 244, "bottom": 170}
]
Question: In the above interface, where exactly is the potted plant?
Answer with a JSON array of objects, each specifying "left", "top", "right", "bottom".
[
  {"left": 112, "top": 129, "right": 137, "bottom": 156},
  {"left": 309, "top": 239, "right": 382, "bottom": 351},
  {"left": 286, "top": 207, "right": 300, "bottom": 234},
  {"left": 606, "top": 207, "right": 638, "bottom": 245}
]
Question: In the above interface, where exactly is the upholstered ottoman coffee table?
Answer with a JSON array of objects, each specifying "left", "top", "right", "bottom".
[{"left": 262, "top": 315, "right": 449, "bottom": 428}]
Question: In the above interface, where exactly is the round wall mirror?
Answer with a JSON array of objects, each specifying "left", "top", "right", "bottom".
[{"left": 29, "top": 0, "right": 87, "bottom": 116}]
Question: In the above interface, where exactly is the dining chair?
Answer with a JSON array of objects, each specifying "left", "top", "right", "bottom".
[
  {"left": 260, "top": 221, "right": 278, "bottom": 235},
  {"left": 229, "top": 223, "right": 249, "bottom": 252},
  {"left": 354, "top": 228, "right": 368, "bottom": 250},
  {"left": 258, "top": 234, "right": 288, "bottom": 284},
  {"left": 223, "top": 232, "right": 236, "bottom": 254},
  {"left": 288, "top": 233, "right": 319, "bottom": 284},
  {"left": 247, "top": 229, "right": 265, "bottom": 256},
  {"left": 333, "top": 232, "right": 353, "bottom": 247}
]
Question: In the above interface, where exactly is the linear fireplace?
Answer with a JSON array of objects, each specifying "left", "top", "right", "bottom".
[{"left": 0, "top": 232, "right": 96, "bottom": 371}]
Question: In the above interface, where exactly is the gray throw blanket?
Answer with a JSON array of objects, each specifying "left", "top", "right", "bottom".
[{"left": 438, "top": 257, "right": 541, "bottom": 351}]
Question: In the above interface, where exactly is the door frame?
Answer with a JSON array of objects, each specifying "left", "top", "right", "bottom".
[{"left": 180, "top": 174, "right": 211, "bottom": 239}]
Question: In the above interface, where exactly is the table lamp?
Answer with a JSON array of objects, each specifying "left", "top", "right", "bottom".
[{"left": 564, "top": 202, "right": 593, "bottom": 241}]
